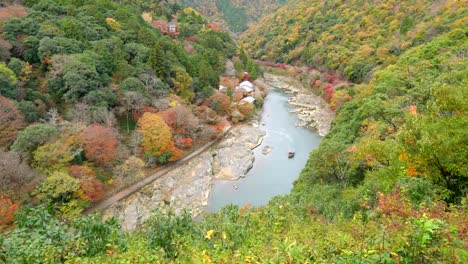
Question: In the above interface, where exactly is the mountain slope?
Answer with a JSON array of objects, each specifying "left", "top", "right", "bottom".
[
  {"left": 240, "top": 0, "right": 467, "bottom": 82},
  {"left": 184, "top": 0, "right": 286, "bottom": 33}
]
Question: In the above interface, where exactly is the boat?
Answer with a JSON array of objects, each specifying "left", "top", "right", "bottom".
[{"left": 288, "top": 152, "right": 295, "bottom": 159}]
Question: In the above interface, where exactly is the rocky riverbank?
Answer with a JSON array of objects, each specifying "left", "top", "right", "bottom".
[
  {"left": 263, "top": 72, "right": 334, "bottom": 136},
  {"left": 103, "top": 124, "right": 265, "bottom": 230},
  {"left": 103, "top": 73, "right": 332, "bottom": 230}
]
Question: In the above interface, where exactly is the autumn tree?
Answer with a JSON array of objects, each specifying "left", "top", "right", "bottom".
[
  {"left": 172, "top": 68, "right": 194, "bottom": 103},
  {"left": 0, "top": 96, "right": 24, "bottom": 149},
  {"left": 69, "top": 165, "right": 104, "bottom": 202},
  {"left": 237, "top": 102, "right": 254, "bottom": 118},
  {"left": 35, "top": 171, "right": 83, "bottom": 219},
  {"left": 0, "top": 151, "right": 36, "bottom": 196},
  {"left": 0, "top": 62, "right": 17, "bottom": 98},
  {"left": 0, "top": 196, "right": 20, "bottom": 231},
  {"left": 209, "top": 92, "right": 231, "bottom": 116},
  {"left": 159, "top": 105, "right": 200, "bottom": 137},
  {"left": 33, "top": 141, "right": 75, "bottom": 174},
  {"left": 81, "top": 124, "right": 118, "bottom": 165},
  {"left": 138, "top": 112, "right": 181, "bottom": 162},
  {"left": 114, "top": 156, "right": 145, "bottom": 179}
]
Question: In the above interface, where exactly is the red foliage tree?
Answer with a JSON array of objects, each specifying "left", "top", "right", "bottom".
[
  {"left": 81, "top": 124, "right": 118, "bottom": 165},
  {"left": 69, "top": 165, "right": 104, "bottom": 202},
  {"left": 175, "top": 137, "right": 193, "bottom": 149},
  {"left": 0, "top": 196, "right": 20, "bottom": 230},
  {"left": 322, "top": 83, "right": 334, "bottom": 101},
  {"left": 0, "top": 96, "right": 24, "bottom": 149}
]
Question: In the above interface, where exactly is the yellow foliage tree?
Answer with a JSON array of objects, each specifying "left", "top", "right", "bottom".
[
  {"left": 138, "top": 112, "right": 181, "bottom": 161},
  {"left": 172, "top": 68, "right": 194, "bottom": 103},
  {"left": 105, "top": 17, "right": 121, "bottom": 31}
]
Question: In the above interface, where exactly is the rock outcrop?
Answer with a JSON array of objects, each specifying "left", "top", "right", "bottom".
[
  {"left": 103, "top": 124, "right": 265, "bottom": 230},
  {"left": 263, "top": 73, "right": 334, "bottom": 136}
]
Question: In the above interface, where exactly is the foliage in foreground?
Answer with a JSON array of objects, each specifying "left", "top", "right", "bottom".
[{"left": 2, "top": 190, "right": 465, "bottom": 263}]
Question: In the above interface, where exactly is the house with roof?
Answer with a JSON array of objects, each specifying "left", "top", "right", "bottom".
[
  {"left": 241, "top": 96, "right": 255, "bottom": 104},
  {"left": 236, "top": 80, "right": 255, "bottom": 94},
  {"left": 151, "top": 20, "right": 179, "bottom": 37}
]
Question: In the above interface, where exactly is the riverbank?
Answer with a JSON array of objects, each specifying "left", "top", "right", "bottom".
[
  {"left": 263, "top": 72, "right": 334, "bottom": 136},
  {"left": 103, "top": 123, "right": 265, "bottom": 230},
  {"left": 102, "top": 73, "right": 332, "bottom": 229}
]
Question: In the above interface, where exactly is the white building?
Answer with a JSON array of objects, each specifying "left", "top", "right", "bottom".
[
  {"left": 241, "top": 96, "right": 255, "bottom": 104},
  {"left": 236, "top": 80, "right": 254, "bottom": 93}
]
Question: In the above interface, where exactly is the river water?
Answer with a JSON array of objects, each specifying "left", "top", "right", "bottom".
[{"left": 207, "top": 86, "right": 322, "bottom": 211}]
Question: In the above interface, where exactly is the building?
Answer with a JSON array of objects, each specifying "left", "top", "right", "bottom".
[
  {"left": 236, "top": 80, "right": 255, "bottom": 93},
  {"left": 151, "top": 20, "right": 179, "bottom": 37},
  {"left": 241, "top": 96, "right": 256, "bottom": 104},
  {"left": 168, "top": 24, "right": 177, "bottom": 33}
]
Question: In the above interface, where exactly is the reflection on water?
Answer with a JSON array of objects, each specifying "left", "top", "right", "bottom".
[{"left": 207, "top": 87, "right": 322, "bottom": 212}]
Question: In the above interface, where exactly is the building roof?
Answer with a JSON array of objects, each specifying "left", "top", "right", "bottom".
[
  {"left": 236, "top": 81, "right": 255, "bottom": 93},
  {"left": 241, "top": 96, "right": 255, "bottom": 104}
]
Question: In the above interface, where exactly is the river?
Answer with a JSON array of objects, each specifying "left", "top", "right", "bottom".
[{"left": 207, "top": 85, "right": 323, "bottom": 211}]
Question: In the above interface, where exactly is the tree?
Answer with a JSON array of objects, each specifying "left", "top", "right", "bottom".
[
  {"left": 148, "top": 42, "right": 170, "bottom": 82},
  {"left": 401, "top": 115, "right": 468, "bottom": 201},
  {"left": 33, "top": 141, "right": 74, "bottom": 174},
  {"left": 0, "top": 62, "right": 17, "bottom": 98},
  {"left": 11, "top": 123, "right": 57, "bottom": 157},
  {"left": 35, "top": 171, "right": 82, "bottom": 218},
  {"left": 209, "top": 92, "right": 231, "bottom": 116},
  {"left": 47, "top": 56, "right": 101, "bottom": 102},
  {"left": 119, "top": 77, "right": 147, "bottom": 95},
  {"left": 172, "top": 68, "right": 194, "bottom": 103},
  {"left": 138, "top": 112, "right": 181, "bottom": 161},
  {"left": 237, "top": 102, "right": 254, "bottom": 118},
  {"left": 69, "top": 165, "right": 104, "bottom": 202},
  {"left": 16, "top": 100, "right": 40, "bottom": 122},
  {"left": 0, "top": 96, "right": 24, "bottom": 149},
  {"left": 0, "top": 151, "right": 36, "bottom": 196},
  {"left": 196, "top": 60, "right": 217, "bottom": 97},
  {"left": 159, "top": 105, "right": 200, "bottom": 137},
  {"left": 114, "top": 156, "right": 145, "bottom": 179},
  {"left": 0, "top": 195, "right": 20, "bottom": 231},
  {"left": 81, "top": 124, "right": 118, "bottom": 165}
]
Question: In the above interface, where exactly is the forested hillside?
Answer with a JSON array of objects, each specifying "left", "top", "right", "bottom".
[
  {"left": 184, "top": 0, "right": 285, "bottom": 33},
  {"left": 0, "top": 0, "right": 263, "bottom": 223},
  {"left": 241, "top": 0, "right": 467, "bottom": 82}
]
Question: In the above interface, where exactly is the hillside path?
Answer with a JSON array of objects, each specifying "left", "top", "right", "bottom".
[{"left": 83, "top": 127, "right": 231, "bottom": 214}]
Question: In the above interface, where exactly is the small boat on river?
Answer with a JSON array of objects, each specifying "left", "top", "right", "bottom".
[{"left": 288, "top": 152, "right": 295, "bottom": 159}]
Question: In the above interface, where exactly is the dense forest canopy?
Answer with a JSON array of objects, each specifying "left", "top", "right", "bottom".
[
  {"left": 0, "top": 0, "right": 263, "bottom": 222},
  {"left": 0, "top": 0, "right": 467, "bottom": 263},
  {"left": 183, "top": 0, "right": 286, "bottom": 33},
  {"left": 241, "top": 0, "right": 467, "bottom": 82}
]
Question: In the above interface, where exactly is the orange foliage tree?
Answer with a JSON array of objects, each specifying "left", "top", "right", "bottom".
[
  {"left": 0, "top": 96, "right": 24, "bottom": 149},
  {"left": 209, "top": 92, "right": 231, "bottom": 116},
  {"left": 81, "top": 124, "right": 118, "bottom": 165},
  {"left": 138, "top": 112, "right": 182, "bottom": 162},
  {"left": 0, "top": 196, "right": 20, "bottom": 230},
  {"left": 237, "top": 102, "right": 254, "bottom": 117},
  {"left": 69, "top": 165, "right": 104, "bottom": 202}
]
